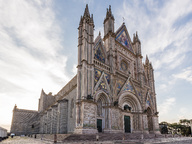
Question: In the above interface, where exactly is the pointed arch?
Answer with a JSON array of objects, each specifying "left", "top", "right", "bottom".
[
  {"left": 118, "top": 77, "right": 136, "bottom": 96},
  {"left": 94, "top": 71, "right": 111, "bottom": 95},
  {"left": 115, "top": 24, "right": 134, "bottom": 54},
  {"left": 94, "top": 38, "right": 107, "bottom": 63},
  {"left": 145, "top": 92, "right": 153, "bottom": 111}
]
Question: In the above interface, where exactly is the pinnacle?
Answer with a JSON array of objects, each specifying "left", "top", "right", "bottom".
[{"left": 83, "top": 4, "right": 90, "bottom": 18}]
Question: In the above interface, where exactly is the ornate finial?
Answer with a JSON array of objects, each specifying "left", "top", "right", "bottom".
[
  {"left": 79, "top": 16, "right": 83, "bottom": 25},
  {"left": 83, "top": 4, "right": 90, "bottom": 18},
  {"left": 105, "top": 5, "right": 114, "bottom": 20},
  {"left": 145, "top": 55, "right": 149, "bottom": 64},
  {"left": 99, "top": 31, "right": 101, "bottom": 36},
  {"left": 90, "top": 14, "right": 94, "bottom": 23}
]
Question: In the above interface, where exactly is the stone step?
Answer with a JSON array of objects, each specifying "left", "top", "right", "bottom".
[{"left": 63, "top": 133, "right": 165, "bottom": 142}]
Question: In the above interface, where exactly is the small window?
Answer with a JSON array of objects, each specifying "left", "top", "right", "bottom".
[
  {"left": 124, "top": 105, "right": 131, "bottom": 111},
  {"left": 32, "top": 125, "right": 34, "bottom": 128}
]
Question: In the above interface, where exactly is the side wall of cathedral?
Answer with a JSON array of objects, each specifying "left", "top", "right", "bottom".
[{"left": 10, "top": 106, "right": 39, "bottom": 135}]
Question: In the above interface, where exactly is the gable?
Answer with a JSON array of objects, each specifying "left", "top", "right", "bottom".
[
  {"left": 94, "top": 71, "right": 111, "bottom": 95},
  {"left": 116, "top": 79, "right": 125, "bottom": 94},
  {"left": 122, "top": 80, "right": 135, "bottom": 94},
  {"left": 115, "top": 25, "right": 134, "bottom": 54},
  {"left": 119, "top": 77, "right": 136, "bottom": 95},
  {"left": 94, "top": 68, "right": 110, "bottom": 86},
  {"left": 94, "top": 44, "right": 105, "bottom": 63},
  {"left": 97, "top": 78, "right": 108, "bottom": 94},
  {"left": 145, "top": 93, "right": 153, "bottom": 108}
]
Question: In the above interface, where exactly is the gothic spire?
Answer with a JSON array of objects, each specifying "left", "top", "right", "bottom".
[
  {"left": 83, "top": 4, "right": 90, "bottom": 18},
  {"left": 145, "top": 55, "right": 149, "bottom": 65},
  {"left": 104, "top": 5, "right": 114, "bottom": 22},
  {"left": 90, "top": 14, "right": 94, "bottom": 24},
  {"left": 79, "top": 16, "right": 83, "bottom": 25}
]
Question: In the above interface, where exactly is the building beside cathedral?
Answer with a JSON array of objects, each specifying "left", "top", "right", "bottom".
[{"left": 11, "top": 5, "right": 160, "bottom": 135}]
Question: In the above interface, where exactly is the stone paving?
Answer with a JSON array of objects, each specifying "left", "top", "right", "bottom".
[
  {"left": 1, "top": 136, "right": 192, "bottom": 144},
  {"left": 1, "top": 136, "right": 52, "bottom": 144}
]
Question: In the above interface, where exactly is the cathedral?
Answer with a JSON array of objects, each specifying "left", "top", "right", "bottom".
[{"left": 11, "top": 5, "right": 160, "bottom": 135}]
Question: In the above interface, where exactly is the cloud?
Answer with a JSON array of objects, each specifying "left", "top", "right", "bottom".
[
  {"left": 158, "top": 97, "right": 176, "bottom": 115},
  {"left": 177, "top": 107, "right": 192, "bottom": 120},
  {"left": 116, "top": 0, "right": 192, "bottom": 71},
  {"left": 173, "top": 67, "right": 192, "bottom": 83},
  {"left": 0, "top": 0, "right": 71, "bottom": 128}
]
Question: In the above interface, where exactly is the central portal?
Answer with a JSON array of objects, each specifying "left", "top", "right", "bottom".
[
  {"left": 97, "top": 119, "right": 102, "bottom": 132},
  {"left": 124, "top": 116, "right": 131, "bottom": 133}
]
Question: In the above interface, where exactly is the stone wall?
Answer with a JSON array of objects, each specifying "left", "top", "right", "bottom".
[
  {"left": 110, "top": 108, "right": 122, "bottom": 131},
  {"left": 56, "top": 75, "right": 77, "bottom": 100},
  {"left": 10, "top": 106, "right": 38, "bottom": 135}
]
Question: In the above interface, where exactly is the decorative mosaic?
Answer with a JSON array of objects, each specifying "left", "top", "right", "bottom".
[
  {"left": 122, "top": 80, "right": 135, "bottom": 94},
  {"left": 116, "top": 29, "right": 134, "bottom": 53},
  {"left": 145, "top": 94, "right": 152, "bottom": 107},
  {"left": 94, "top": 69, "right": 102, "bottom": 85},
  {"left": 95, "top": 69, "right": 110, "bottom": 86},
  {"left": 146, "top": 97, "right": 151, "bottom": 107},
  {"left": 120, "top": 60, "right": 128, "bottom": 71},
  {"left": 104, "top": 73, "right": 110, "bottom": 84},
  {"left": 94, "top": 46, "right": 105, "bottom": 63},
  {"left": 97, "top": 78, "right": 108, "bottom": 94},
  {"left": 116, "top": 79, "right": 125, "bottom": 94},
  {"left": 136, "top": 87, "right": 142, "bottom": 96}
]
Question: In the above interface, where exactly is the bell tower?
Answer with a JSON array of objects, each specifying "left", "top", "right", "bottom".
[
  {"left": 75, "top": 4, "right": 97, "bottom": 134},
  {"left": 77, "top": 4, "right": 94, "bottom": 100}
]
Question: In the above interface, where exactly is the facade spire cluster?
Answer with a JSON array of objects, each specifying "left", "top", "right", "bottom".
[{"left": 79, "top": 4, "right": 94, "bottom": 25}]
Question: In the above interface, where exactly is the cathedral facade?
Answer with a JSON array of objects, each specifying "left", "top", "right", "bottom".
[{"left": 11, "top": 5, "right": 160, "bottom": 135}]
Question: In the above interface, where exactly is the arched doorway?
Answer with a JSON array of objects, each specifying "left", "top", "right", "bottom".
[
  {"left": 96, "top": 93, "right": 109, "bottom": 133},
  {"left": 146, "top": 107, "right": 153, "bottom": 132},
  {"left": 118, "top": 92, "right": 142, "bottom": 133}
]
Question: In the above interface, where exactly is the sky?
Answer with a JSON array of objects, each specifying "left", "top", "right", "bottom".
[{"left": 0, "top": 0, "right": 192, "bottom": 131}]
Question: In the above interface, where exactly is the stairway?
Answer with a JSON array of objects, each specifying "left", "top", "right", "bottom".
[{"left": 63, "top": 133, "right": 164, "bottom": 142}]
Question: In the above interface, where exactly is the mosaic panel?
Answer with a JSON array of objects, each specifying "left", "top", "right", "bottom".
[
  {"left": 120, "top": 60, "right": 128, "bottom": 71},
  {"left": 116, "top": 79, "right": 125, "bottom": 94},
  {"left": 94, "top": 69, "right": 102, "bottom": 85},
  {"left": 116, "top": 29, "right": 134, "bottom": 53},
  {"left": 122, "top": 80, "right": 135, "bottom": 94},
  {"left": 136, "top": 87, "right": 142, "bottom": 96},
  {"left": 104, "top": 73, "right": 110, "bottom": 84},
  {"left": 145, "top": 95, "right": 151, "bottom": 107},
  {"left": 94, "top": 46, "right": 105, "bottom": 63},
  {"left": 97, "top": 78, "right": 108, "bottom": 94}
]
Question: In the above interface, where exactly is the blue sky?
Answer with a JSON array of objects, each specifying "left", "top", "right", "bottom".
[{"left": 0, "top": 0, "right": 192, "bottom": 131}]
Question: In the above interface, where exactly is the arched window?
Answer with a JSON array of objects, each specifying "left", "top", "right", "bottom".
[{"left": 70, "top": 99, "right": 74, "bottom": 118}]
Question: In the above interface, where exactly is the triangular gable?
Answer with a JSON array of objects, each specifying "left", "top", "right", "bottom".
[
  {"left": 94, "top": 68, "right": 110, "bottom": 86},
  {"left": 94, "top": 71, "right": 111, "bottom": 94},
  {"left": 94, "top": 38, "right": 106, "bottom": 63},
  {"left": 119, "top": 77, "right": 136, "bottom": 94},
  {"left": 145, "top": 92, "right": 153, "bottom": 108},
  {"left": 115, "top": 24, "right": 134, "bottom": 54},
  {"left": 94, "top": 68, "right": 102, "bottom": 86},
  {"left": 116, "top": 79, "right": 126, "bottom": 94}
]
